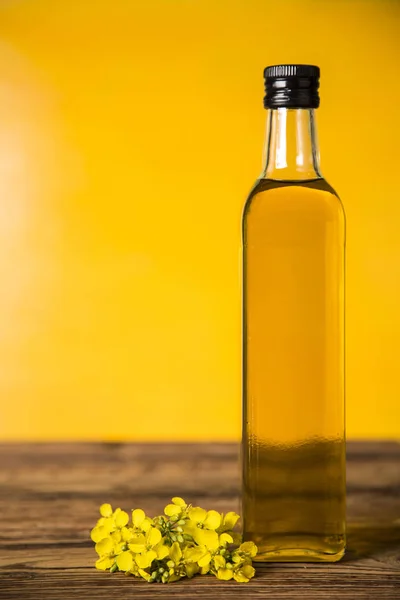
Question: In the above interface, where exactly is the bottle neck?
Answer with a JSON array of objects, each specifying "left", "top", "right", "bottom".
[{"left": 262, "top": 108, "right": 321, "bottom": 180}]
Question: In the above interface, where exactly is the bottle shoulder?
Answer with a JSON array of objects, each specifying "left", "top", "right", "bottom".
[{"left": 243, "top": 177, "right": 345, "bottom": 224}]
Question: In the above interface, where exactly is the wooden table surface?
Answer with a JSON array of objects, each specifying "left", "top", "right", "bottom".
[{"left": 0, "top": 442, "right": 399, "bottom": 599}]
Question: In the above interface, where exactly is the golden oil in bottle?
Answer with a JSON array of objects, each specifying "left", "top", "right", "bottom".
[{"left": 242, "top": 66, "right": 346, "bottom": 562}]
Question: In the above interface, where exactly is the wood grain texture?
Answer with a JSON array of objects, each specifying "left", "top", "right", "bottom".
[{"left": 0, "top": 442, "right": 399, "bottom": 599}]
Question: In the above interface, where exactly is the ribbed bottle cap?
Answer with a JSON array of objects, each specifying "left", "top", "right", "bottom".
[{"left": 263, "top": 64, "right": 320, "bottom": 109}]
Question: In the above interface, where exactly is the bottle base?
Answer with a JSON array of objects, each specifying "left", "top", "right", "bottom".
[
  {"left": 248, "top": 534, "right": 346, "bottom": 563},
  {"left": 254, "top": 547, "right": 345, "bottom": 563}
]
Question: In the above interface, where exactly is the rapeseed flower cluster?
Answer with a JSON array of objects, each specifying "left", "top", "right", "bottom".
[{"left": 90, "top": 497, "right": 257, "bottom": 583}]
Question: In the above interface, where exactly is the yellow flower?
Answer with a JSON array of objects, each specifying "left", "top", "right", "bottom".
[
  {"left": 90, "top": 525, "right": 111, "bottom": 543},
  {"left": 113, "top": 508, "right": 130, "bottom": 528},
  {"left": 95, "top": 537, "right": 114, "bottom": 556},
  {"left": 138, "top": 568, "right": 152, "bottom": 581},
  {"left": 197, "top": 550, "right": 212, "bottom": 568},
  {"left": 148, "top": 542, "right": 186, "bottom": 584},
  {"left": 120, "top": 527, "right": 134, "bottom": 542},
  {"left": 188, "top": 545, "right": 212, "bottom": 570},
  {"left": 99, "top": 503, "right": 113, "bottom": 518},
  {"left": 164, "top": 497, "right": 187, "bottom": 517},
  {"left": 230, "top": 532, "right": 243, "bottom": 545},
  {"left": 217, "top": 568, "right": 234, "bottom": 581},
  {"left": 164, "top": 504, "right": 182, "bottom": 517},
  {"left": 129, "top": 527, "right": 162, "bottom": 553},
  {"left": 182, "top": 544, "right": 212, "bottom": 575},
  {"left": 135, "top": 550, "right": 157, "bottom": 569},
  {"left": 183, "top": 546, "right": 206, "bottom": 563},
  {"left": 188, "top": 507, "right": 221, "bottom": 530},
  {"left": 233, "top": 564, "right": 255, "bottom": 583},
  {"left": 169, "top": 541, "right": 182, "bottom": 564},
  {"left": 129, "top": 526, "right": 162, "bottom": 570},
  {"left": 218, "top": 511, "right": 240, "bottom": 532},
  {"left": 133, "top": 541, "right": 170, "bottom": 571},
  {"left": 195, "top": 529, "right": 220, "bottom": 550},
  {"left": 116, "top": 551, "right": 134, "bottom": 572},
  {"left": 213, "top": 555, "right": 226, "bottom": 570},
  {"left": 94, "top": 530, "right": 125, "bottom": 556},
  {"left": 211, "top": 552, "right": 236, "bottom": 581},
  {"left": 186, "top": 563, "right": 199, "bottom": 578},
  {"left": 93, "top": 533, "right": 124, "bottom": 572},
  {"left": 90, "top": 505, "right": 130, "bottom": 544},
  {"left": 184, "top": 507, "right": 222, "bottom": 550},
  {"left": 155, "top": 542, "right": 170, "bottom": 560},
  {"left": 95, "top": 556, "right": 114, "bottom": 571},
  {"left": 216, "top": 511, "right": 241, "bottom": 545},
  {"left": 131, "top": 508, "right": 153, "bottom": 532},
  {"left": 237, "top": 541, "right": 258, "bottom": 558},
  {"left": 132, "top": 508, "right": 146, "bottom": 528},
  {"left": 172, "top": 497, "right": 187, "bottom": 507},
  {"left": 219, "top": 533, "right": 233, "bottom": 546}
]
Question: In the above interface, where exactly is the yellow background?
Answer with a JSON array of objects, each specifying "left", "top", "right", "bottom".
[{"left": 0, "top": 0, "right": 399, "bottom": 441}]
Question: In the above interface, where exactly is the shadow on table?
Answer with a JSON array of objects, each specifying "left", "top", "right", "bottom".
[{"left": 344, "top": 521, "right": 400, "bottom": 562}]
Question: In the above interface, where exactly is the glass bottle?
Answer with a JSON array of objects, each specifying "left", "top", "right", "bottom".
[{"left": 242, "top": 65, "right": 346, "bottom": 562}]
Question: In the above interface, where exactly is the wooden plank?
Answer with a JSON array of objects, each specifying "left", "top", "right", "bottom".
[{"left": 0, "top": 442, "right": 399, "bottom": 599}]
